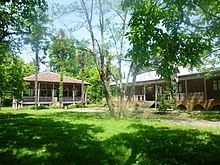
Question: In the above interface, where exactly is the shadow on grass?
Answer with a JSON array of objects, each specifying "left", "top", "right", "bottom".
[
  {"left": 0, "top": 113, "right": 106, "bottom": 165},
  {"left": 1, "top": 112, "right": 220, "bottom": 164},
  {"left": 47, "top": 111, "right": 108, "bottom": 120},
  {"left": 103, "top": 123, "right": 220, "bottom": 164},
  {"left": 189, "top": 110, "right": 220, "bottom": 121}
]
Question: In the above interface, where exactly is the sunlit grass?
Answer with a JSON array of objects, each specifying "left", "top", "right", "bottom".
[{"left": 0, "top": 108, "right": 220, "bottom": 164}]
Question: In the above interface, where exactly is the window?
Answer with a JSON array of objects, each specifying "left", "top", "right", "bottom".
[
  {"left": 28, "top": 89, "right": 34, "bottom": 96},
  {"left": 213, "top": 80, "right": 220, "bottom": 91},
  {"left": 54, "top": 89, "right": 57, "bottom": 97},
  {"left": 177, "top": 83, "right": 183, "bottom": 93}
]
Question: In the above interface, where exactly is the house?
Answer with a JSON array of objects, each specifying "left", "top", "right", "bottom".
[
  {"left": 111, "top": 67, "right": 220, "bottom": 110},
  {"left": 21, "top": 72, "right": 89, "bottom": 106}
]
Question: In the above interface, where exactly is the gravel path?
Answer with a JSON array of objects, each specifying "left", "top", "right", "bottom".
[{"left": 166, "top": 120, "right": 220, "bottom": 127}]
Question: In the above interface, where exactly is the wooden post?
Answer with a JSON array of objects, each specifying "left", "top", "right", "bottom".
[
  {"left": 21, "top": 91, "right": 23, "bottom": 107},
  {"left": 85, "top": 92, "right": 87, "bottom": 105},
  {"left": 143, "top": 85, "right": 146, "bottom": 101},
  {"left": 204, "top": 78, "right": 207, "bottom": 101},
  {"left": 38, "top": 82, "right": 40, "bottom": 106},
  {"left": 155, "top": 83, "right": 158, "bottom": 108},
  {"left": 185, "top": 79, "right": 188, "bottom": 95},
  {"left": 73, "top": 85, "right": 75, "bottom": 102},
  {"left": 52, "top": 83, "right": 54, "bottom": 103}
]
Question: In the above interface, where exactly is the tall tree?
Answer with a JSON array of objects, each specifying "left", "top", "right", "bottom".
[
  {"left": 75, "top": 0, "right": 116, "bottom": 117},
  {"left": 49, "top": 29, "right": 76, "bottom": 108},
  {"left": 48, "top": 36, "right": 79, "bottom": 76},
  {"left": 0, "top": 0, "right": 48, "bottom": 46},
  {"left": 77, "top": 48, "right": 88, "bottom": 106},
  {"left": 24, "top": 8, "right": 50, "bottom": 108},
  {"left": 127, "top": 0, "right": 217, "bottom": 108},
  {"left": 51, "top": 0, "right": 135, "bottom": 117},
  {"left": 0, "top": 52, "right": 27, "bottom": 108}
]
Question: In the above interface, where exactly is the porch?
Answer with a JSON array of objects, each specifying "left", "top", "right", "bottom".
[
  {"left": 176, "top": 92, "right": 205, "bottom": 101},
  {"left": 22, "top": 96, "right": 82, "bottom": 105}
]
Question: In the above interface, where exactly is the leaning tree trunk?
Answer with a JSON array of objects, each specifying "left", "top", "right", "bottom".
[
  {"left": 80, "top": 0, "right": 115, "bottom": 117},
  {"left": 125, "top": 66, "right": 138, "bottom": 110}
]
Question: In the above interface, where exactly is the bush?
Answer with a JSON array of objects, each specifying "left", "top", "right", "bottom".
[
  {"left": 67, "top": 103, "right": 83, "bottom": 109},
  {"left": 49, "top": 104, "right": 59, "bottom": 109},
  {"left": 157, "top": 93, "right": 172, "bottom": 114},
  {"left": 30, "top": 105, "right": 50, "bottom": 110}
]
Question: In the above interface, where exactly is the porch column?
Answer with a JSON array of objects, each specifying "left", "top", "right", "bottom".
[
  {"left": 21, "top": 91, "right": 23, "bottom": 107},
  {"left": 72, "top": 85, "right": 75, "bottom": 102},
  {"left": 12, "top": 96, "right": 17, "bottom": 109},
  {"left": 204, "top": 78, "right": 207, "bottom": 100},
  {"left": 143, "top": 85, "right": 146, "bottom": 101},
  {"left": 38, "top": 82, "right": 40, "bottom": 106},
  {"left": 52, "top": 83, "right": 55, "bottom": 103},
  {"left": 155, "top": 83, "right": 158, "bottom": 108},
  {"left": 185, "top": 79, "right": 188, "bottom": 96},
  {"left": 85, "top": 92, "right": 87, "bottom": 104}
]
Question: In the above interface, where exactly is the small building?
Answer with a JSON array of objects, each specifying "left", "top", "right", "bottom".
[
  {"left": 111, "top": 67, "right": 220, "bottom": 110},
  {"left": 22, "top": 72, "right": 89, "bottom": 106}
]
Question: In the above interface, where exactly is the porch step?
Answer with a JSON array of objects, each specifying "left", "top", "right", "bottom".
[{"left": 140, "top": 101, "right": 155, "bottom": 108}]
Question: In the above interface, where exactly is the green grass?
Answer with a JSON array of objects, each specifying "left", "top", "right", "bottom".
[{"left": 0, "top": 108, "right": 220, "bottom": 164}]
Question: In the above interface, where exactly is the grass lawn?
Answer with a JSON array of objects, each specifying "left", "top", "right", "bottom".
[{"left": 0, "top": 108, "right": 220, "bottom": 164}]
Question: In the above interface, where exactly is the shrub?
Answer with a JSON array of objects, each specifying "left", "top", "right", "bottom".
[
  {"left": 49, "top": 104, "right": 59, "bottom": 109},
  {"left": 157, "top": 92, "right": 172, "bottom": 114},
  {"left": 30, "top": 105, "right": 49, "bottom": 110},
  {"left": 67, "top": 103, "right": 83, "bottom": 109}
]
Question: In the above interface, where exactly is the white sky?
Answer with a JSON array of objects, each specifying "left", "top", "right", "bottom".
[{"left": 21, "top": 0, "right": 131, "bottom": 75}]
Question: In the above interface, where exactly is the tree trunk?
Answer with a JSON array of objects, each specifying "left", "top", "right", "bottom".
[
  {"left": 80, "top": 0, "right": 115, "bottom": 117},
  {"left": 34, "top": 49, "right": 39, "bottom": 110},
  {"left": 59, "top": 49, "right": 64, "bottom": 109},
  {"left": 59, "top": 70, "right": 63, "bottom": 109},
  {"left": 81, "top": 52, "right": 85, "bottom": 107},
  {"left": 125, "top": 66, "right": 138, "bottom": 110}
]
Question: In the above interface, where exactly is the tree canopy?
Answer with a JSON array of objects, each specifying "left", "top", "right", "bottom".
[
  {"left": 127, "top": 0, "right": 219, "bottom": 81},
  {"left": 0, "top": 0, "right": 48, "bottom": 42},
  {"left": 0, "top": 53, "right": 27, "bottom": 101}
]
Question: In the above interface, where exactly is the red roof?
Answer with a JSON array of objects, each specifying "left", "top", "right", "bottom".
[{"left": 24, "top": 72, "right": 90, "bottom": 84}]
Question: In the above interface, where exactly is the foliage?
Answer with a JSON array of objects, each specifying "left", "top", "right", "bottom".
[
  {"left": 48, "top": 30, "right": 78, "bottom": 75},
  {"left": 30, "top": 105, "right": 50, "bottom": 110},
  {"left": 0, "top": 0, "right": 48, "bottom": 50},
  {"left": 157, "top": 92, "right": 172, "bottom": 114},
  {"left": 127, "top": 0, "right": 217, "bottom": 81},
  {"left": 0, "top": 53, "right": 27, "bottom": 101},
  {"left": 77, "top": 66, "right": 102, "bottom": 103},
  {"left": 0, "top": 109, "right": 220, "bottom": 164},
  {"left": 67, "top": 103, "right": 83, "bottom": 109},
  {"left": 24, "top": 61, "right": 35, "bottom": 77}
]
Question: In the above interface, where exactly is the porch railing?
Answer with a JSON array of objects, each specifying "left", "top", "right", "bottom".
[
  {"left": 176, "top": 92, "right": 205, "bottom": 101},
  {"left": 23, "top": 96, "right": 82, "bottom": 103},
  {"left": 39, "top": 97, "right": 53, "bottom": 102},
  {"left": 124, "top": 95, "right": 145, "bottom": 101}
]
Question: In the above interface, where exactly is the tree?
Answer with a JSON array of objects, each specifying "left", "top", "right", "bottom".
[
  {"left": 24, "top": 61, "right": 35, "bottom": 77},
  {"left": 77, "top": 48, "right": 88, "bottom": 106},
  {"left": 51, "top": 0, "right": 137, "bottom": 117},
  {"left": 76, "top": 66, "right": 102, "bottom": 103},
  {"left": 49, "top": 29, "right": 76, "bottom": 108},
  {"left": 127, "top": 0, "right": 217, "bottom": 109},
  {"left": 0, "top": 52, "right": 27, "bottom": 108},
  {"left": 24, "top": 8, "right": 50, "bottom": 108},
  {"left": 48, "top": 34, "right": 79, "bottom": 76},
  {"left": 0, "top": 0, "right": 48, "bottom": 50}
]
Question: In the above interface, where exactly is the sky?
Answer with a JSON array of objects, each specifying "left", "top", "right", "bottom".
[{"left": 21, "top": 0, "right": 131, "bottom": 75}]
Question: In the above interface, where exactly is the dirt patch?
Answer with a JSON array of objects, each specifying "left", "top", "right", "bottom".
[
  {"left": 138, "top": 109, "right": 220, "bottom": 127},
  {"left": 166, "top": 119, "right": 220, "bottom": 127}
]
